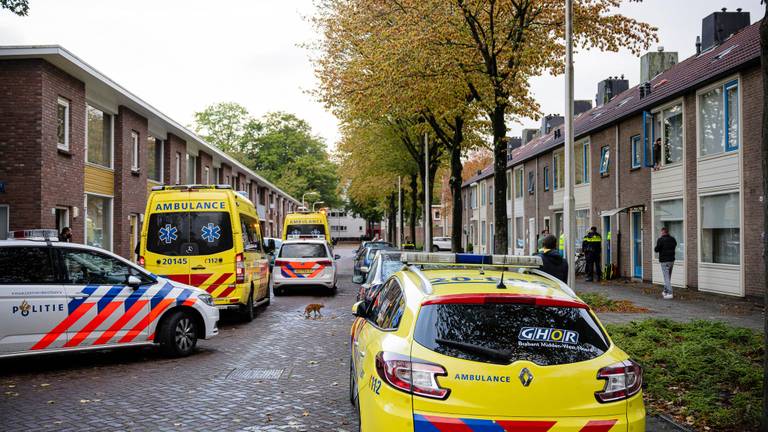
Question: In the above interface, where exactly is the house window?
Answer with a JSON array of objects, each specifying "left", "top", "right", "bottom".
[
  {"left": 527, "top": 171, "right": 534, "bottom": 194},
  {"left": 699, "top": 80, "right": 739, "bottom": 156},
  {"left": 174, "top": 152, "right": 181, "bottom": 184},
  {"left": 553, "top": 152, "right": 564, "bottom": 190},
  {"left": 130, "top": 131, "right": 140, "bottom": 171},
  {"left": 481, "top": 221, "right": 486, "bottom": 245},
  {"left": 87, "top": 105, "right": 113, "bottom": 168},
  {"left": 57, "top": 97, "right": 70, "bottom": 150},
  {"left": 700, "top": 192, "right": 740, "bottom": 265},
  {"left": 599, "top": 146, "right": 610, "bottom": 176},
  {"left": 85, "top": 194, "right": 112, "bottom": 251},
  {"left": 205, "top": 166, "right": 210, "bottom": 184},
  {"left": 630, "top": 135, "right": 642, "bottom": 169},
  {"left": 575, "top": 209, "right": 590, "bottom": 252},
  {"left": 489, "top": 185, "right": 493, "bottom": 205},
  {"left": 653, "top": 103, "right": 683, "bottom": 165},
  {"left": 514, "top": 168, "right": 523, "bottom": 198},
  {"left": 515, "top": 217, "right": 524, "bottom": 249},
  {"left": 543, "top": 166, "right": 550, "bottom": 191},
  {"left": 147, "top": 137, "right": 163, "bottom": 182},
  {"left": 654, "top": 199, "right": 684, "bottom": 260},
  {"left": 213, "top": 167, "right": 221, "bottom": 184},
  {"left": 470, "top": 186, "right": 477, "bottom": 209},
  {"left": 187, "top": 155, "right": 197, "bottom": 184},
  {"left": 575, "top": 140, "right": 589, "bottom": 185},
  {"left": 506, "top": 171, "right": 511, "bottom": 200}
]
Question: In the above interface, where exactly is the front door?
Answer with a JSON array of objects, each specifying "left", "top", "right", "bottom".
[
  {"left": 631, "top": 211, "right": 643, "bottom": 278},
  {"left": 0, "top": 246, "right": 66, "bottom": 354}
]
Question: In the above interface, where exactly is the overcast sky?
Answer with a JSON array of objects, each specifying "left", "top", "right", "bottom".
[{"left": 0, "top": 0, "right": 763, "bottom": 148}]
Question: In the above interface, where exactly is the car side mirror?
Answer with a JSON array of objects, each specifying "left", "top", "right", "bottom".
[
  {"left": 352, "top": 301, "right": 367, "bottom": 317},
  {"left": 334, "top": 254, "right": 341, "bottom": 260},
  {"left": 127, "top": 275, "right": 142, "bottom": 289}
]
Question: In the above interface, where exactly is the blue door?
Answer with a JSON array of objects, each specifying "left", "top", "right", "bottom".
[{"left": 631, "top": 212, "right": 642, "bottom": 278}]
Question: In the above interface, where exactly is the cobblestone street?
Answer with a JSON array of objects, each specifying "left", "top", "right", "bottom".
[{"left": 0, "top": 246, "right": 361, "bottom": 432}]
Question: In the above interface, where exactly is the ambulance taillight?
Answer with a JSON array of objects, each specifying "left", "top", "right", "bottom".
[
  {"left": 235, "top": 253, "right": 245, "bottom": 283},
  {"left": 138, "top": 256, "right": 146, "bottom": 267}
]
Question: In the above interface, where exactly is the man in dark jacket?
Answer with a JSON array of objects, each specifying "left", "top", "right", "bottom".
[
  {"left": 536, "top": 234, "right": 568, "bottom": 283},
  {"left": 654, "top": 227, "right": 677, "bottom": 300},
  {"left": 581, "top": 226, "right": 602, "bottom": 282}
]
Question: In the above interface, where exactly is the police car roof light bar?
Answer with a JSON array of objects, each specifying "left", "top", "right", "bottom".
[
  {"left": 400, "top": 252, "right": 543, "bottom": 268},
  {"left": 9, "top": 229, "right": 60, "bottom": 241}
]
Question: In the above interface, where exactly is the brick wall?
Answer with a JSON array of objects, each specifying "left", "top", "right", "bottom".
[
  {"left": 164, "top": 133, "right": 186, "bottom": 185},
  {"left": 221, "top": 163, "right": 233, "bottom": 187},
  {"left": 535, "top": 151, "right": 555, "bottom": 236},
  {"left": 113, "top": 106, "right": 148, "bottom": 258},
  {"left": 0, "top": 60, "right": 44, "bottom": 234},
  {"left": 198, "top": 150, "right": 213, "bottom": 184},
  {"left": 739, "top": 65, "right": 764, "bottom": 298},
  {"left": 683, "top": 92, "right": 699, "bottom": 289},
  {"left": 40, "top": 62, "right": 87, "bottom": 238}
]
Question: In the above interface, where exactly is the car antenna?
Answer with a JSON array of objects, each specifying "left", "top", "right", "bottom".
[{"left": 497, "top": 270, "right": 507, "bottom": 289}]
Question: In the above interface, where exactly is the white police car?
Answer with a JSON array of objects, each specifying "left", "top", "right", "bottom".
[{"left": 0, "top": 230, "right": 219, "bottom": 358}]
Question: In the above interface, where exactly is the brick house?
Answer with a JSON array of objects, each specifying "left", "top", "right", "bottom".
[
  {"left": 461, "top": 11, "right": 764, "bottom": 298},
  {"left": 0, "top": 46, "right": 300, "bottom": 260}
]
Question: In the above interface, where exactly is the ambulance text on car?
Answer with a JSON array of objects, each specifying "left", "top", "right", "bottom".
[
  {"left": 140, "top": 185, "right": 270, "bottom": 322},
  {"left": 349, "top": 253, "right": 645, "bottom": 432},
  {"left": 0, "top": 230, "right": 219, "bottom": 358}
]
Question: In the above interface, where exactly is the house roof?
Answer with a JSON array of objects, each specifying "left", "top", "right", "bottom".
[
  {"left": 0, "top": 45, "right": 301, "bottom": 204},
  {"left": 465, "top": 21, "right": 760, "bottom": 186}
]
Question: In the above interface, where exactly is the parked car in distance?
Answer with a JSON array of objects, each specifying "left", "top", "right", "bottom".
[
  {"left": 353, "top": 242, "right": 395, "bottom": 283},
  {"left": 431, "top": 236, "right": 452, "bottom": 252},
  {"left": 271, "top": 239, "right": 340, "bottom": 295},
  {"left": 357, "top": 250, "right": 405, "bottom": 303},
  {"left": 264, "top": 237, "right": 283, "bottom": 270}
]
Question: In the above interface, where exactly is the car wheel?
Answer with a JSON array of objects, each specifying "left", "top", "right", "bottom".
[
  {"left": 431, "top": 245, "right": 439, "bottom": 252},
  {"left": 349, "top": 359, "right": 358, "bottom": 405},
  {"left": 273, "top": 285, "right": 283, "bottom": 296},
  {"left": 328, "top": 284, "right": 338, "bottom": 296},
  {"left": 159, "top": 310, "right": 198, "bottom": 357},
  {"left": 241, "top": 288, "right": 255, "bottom": 322},
  {"left": 264, "top": 276, "right": 271, "bottom": 307}
]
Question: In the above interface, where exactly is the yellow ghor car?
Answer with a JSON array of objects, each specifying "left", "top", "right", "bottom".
[{"left": 350, "top": 253, "right": 645, "bottom": 432}]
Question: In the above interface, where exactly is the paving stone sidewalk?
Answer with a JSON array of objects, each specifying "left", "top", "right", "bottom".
[{"left": 576, "top": 277, "right": 764, "bottom": 331}]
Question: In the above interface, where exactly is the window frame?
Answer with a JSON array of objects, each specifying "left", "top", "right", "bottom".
[
  {"left": 543, "top": 165, "right": 550, "bottom": 191},
  {"left": 575, "top": 139, "right": 590, "bottom": 185},
  {"left": 85, "top": 104, "right": 114, "bottom": 169},
  {"left": 130, "top": 130, "right": 140, "bottom": 172},
  {"left": 83, "top": 193, "right": 114, "bottom": 251},
  {"left": 696, "top": 76, "right": 741, "bottom": 157},
  {"left": 630, "top": 135, "right": 642, "bottom": 169},
  {"left": 187, "top": 154, "right": 197, "bottom": 184},
  {"left": 56, "top": 247, "right": 153, "bottom": 286},
  {"left": 698, "top": 191, "right": 741, "bottom": 266},
  {"left": 553, "top": 151, "right": 564, "bottom": 191},
  {"left": 514, "top": 167, "right": 524, "bottom": 198},
  {"left": 366, "top": 278, "right": 406, "bottom": 332},
  {"left": 724, "top": 80, "right": 739, "bottom": 152},
  {"left": 527, "top": 170, "right": 534, "bottom": 194},
  {"left": 650, "top": 100, "right": 684, "bottom": 167},
  {"left": 147, "top": 136, "right": 164, "bottom": 182},
  {"left": 175, "top": 152, "right": 181, "bottom": 184},
  {"left": 599, "top": 145, "right": 610, "bottom": 177},
  {"left": 57, "top": 97, "right": 70, "bottom": 151}
]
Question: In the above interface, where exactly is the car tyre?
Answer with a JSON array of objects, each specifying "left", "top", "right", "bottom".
[
  {"left": 241, "top": 287, "right": 255, "bottom": 322},
  {"left": 264, "top": 276, "right": 271, "bottom": 307},
  {"left": 431, "top": 245, "right": 439, "bottom": 252},
  {"left": 159, "top": 310, "right": 198, "bottom": 357},
  {"left": 349, "top": 359, "right": 358, "bottom": 405}
]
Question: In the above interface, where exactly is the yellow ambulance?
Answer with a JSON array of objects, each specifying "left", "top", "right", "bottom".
[
  {"left": 139, "top": 185, "right": 270, "bottom": 321},
  {"left": 282, "top": 210, "right": 331, "bottom": 244}
]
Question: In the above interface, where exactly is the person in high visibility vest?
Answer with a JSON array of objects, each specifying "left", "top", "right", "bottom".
[
  {"left": 558, "top": 232, "right": 565, "bottom": 256},
  {"left": 582, "top": 226, "right": 602, "bottom": 282}
]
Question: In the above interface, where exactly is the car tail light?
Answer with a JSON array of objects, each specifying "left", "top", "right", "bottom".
[
  {"left": 235, "top": 253, "right": 245, "bottom": 283},
  {"left": 595, "top": 359, "right": 643, "bottom": 403},
  {"left": 138, "top": 256, "right": 145, "bottom": 267},
  {"left": 375, "top": 352, "right": 450, "bottom": 399}
]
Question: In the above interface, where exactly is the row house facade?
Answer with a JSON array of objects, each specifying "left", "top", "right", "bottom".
[
  {"left": 462, "top": 12, "right": 763, "bottom": 298},
  {"left": 0, "top": 46, "right": 299, "bottom": 261}
]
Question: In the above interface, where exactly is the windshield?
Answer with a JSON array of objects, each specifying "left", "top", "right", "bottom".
[
  {"left": 146, "top": 212, "right": 233, "bottom": 256},
  {"left": 414, "top": 303, "right": 609, "bottom": 366},
  {"left": 286, "top": 224, "right": 326, "bottom": 238},
  {"left": 366, "top": 245, "right": 394, "bottom": 261},
  {"left": 279, "top": 243, "right": 328, "bottom": 258}
]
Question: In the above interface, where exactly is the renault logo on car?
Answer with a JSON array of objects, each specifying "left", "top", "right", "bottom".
[{"left": 519, "top": 368, "right": 534, "bottom": 387}]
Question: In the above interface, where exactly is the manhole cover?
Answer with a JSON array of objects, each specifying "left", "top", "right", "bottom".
[{"left": 225, "top": 368, "right": 285, "bottom": 380}]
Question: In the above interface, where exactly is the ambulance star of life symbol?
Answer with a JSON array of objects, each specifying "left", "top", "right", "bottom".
[
  {"left": 201, "top": 223, "right": 221, "bottom": 243},
  {"left": 519, "top": 368, "right": 534, "bottom": 387},
  {"left": 159, "top": 224, "right": 178, "bottom": 244}
]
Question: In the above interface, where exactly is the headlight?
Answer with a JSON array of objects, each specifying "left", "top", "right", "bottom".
[{"left": 198, "top": 294, "right": 214, "bottom": 306}]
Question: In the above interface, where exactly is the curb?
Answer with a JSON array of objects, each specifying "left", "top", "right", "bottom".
[{"left": 653, "top": 414, "right": 697, "bottom": 432}]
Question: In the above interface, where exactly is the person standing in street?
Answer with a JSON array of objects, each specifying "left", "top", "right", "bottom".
[
  {"left": 537, "top": 228, "right": 549, "bottom": 252},
  {"left": 654, "top": 227, "right": 677, "bottom": 300},
  {"left": 536, "top": 234, "right": 568, "bottom": 283},
  {"left": 582, "top": 226, "right": 602, "bottom": 282}
]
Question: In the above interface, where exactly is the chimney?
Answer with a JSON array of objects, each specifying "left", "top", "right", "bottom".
[
  {"left": 574, "top": 100, "right": 593, "bottom": 115},
  {"left": 596, "top": 77, "right": 629, "bottom": 107},
  {"left": 506, "top": 137, "right": 522, "bottom": 161},
  {"left": 640, "top": 46, "right": 678, "bottom": 82},
  {"left": 540, "top": 114, "right": 564, "bottom": 135},
  {"left": 701, "top": 8, "right": 750, "bottom": 52},
  {"left": 522, "top": 128, "right": 538, "bottom": 145}
]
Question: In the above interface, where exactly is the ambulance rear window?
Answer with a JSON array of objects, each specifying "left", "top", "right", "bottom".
[
  {"left": 146, "top": 212, "right": 233, "bottom": 256},
  {"left": 414, "top": 303, "right": 609, "bottom": 366},
  {"left": 286, "top": 224, "right": 326, "bottom": 238}
]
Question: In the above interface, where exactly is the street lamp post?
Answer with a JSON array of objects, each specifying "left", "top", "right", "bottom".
[
  {"left": 312, "top": 201, "right": 325, "bottom": 211},
  {"left": 301, "top": 192, "right": 318, "bottom": 209},
  {"left": 564, "top": 0, "right": 577, "bottom": 288}
]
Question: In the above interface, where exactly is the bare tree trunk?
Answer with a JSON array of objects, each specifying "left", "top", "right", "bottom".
[
  {"left": 761, "top": 6, "right": 768, "bottom": 431},
  {"left": 450, "top": 120, "right": 464, "bottom": 252},
  {"left": 387, "top": 193, "right": 396, "bottom": 243},
  {"left": 491, "top": 105, "right": 509, "bottom": 254},
  {"left": 409, "top": 173, "right": 418, "bottom": 245}
]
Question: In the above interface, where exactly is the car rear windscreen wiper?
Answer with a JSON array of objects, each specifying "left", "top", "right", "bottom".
[{"left": 434, "top": 338, "right": 511, "bottom": 363}]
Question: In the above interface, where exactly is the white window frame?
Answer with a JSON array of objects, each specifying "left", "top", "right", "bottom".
[
  {"left": 553, "top": 150, "right": 564, "bottom": 191},
  {"left": 205, "top": 166, "right": 210, "bottom": 184},
  {"left": 696, "top": 75, "right": 741, "bottom": 159},
  {"left": 175, "top": 152, "right": 181, "bottom": 184},
  {"left": 147, "top": 137, "right": 164, "bottom": 183},
  {"left": 650, "top": 99, "right": 685, "bottom": 168},
  {"left": 651, "top": 197, "right": 685, "bottom": 263},
  {"left": 57, "top": 97, "right": 70, "bottom": 151},
  {"left": 186, "top": 154, "right": 197, "bottom": 184},
  {"left": 575, "top": 138, "right": 590, "bottom": 185},
  {"left": 84, "top": 103, "right": 115, "bottom": 170},
  {"left": 83, "top": 193, "right": 114, "bottom": 251},
  {"left": 697, "top": 190, "right": 741, "bottom": 268},
  {"left": 514, "top": 167, "right": 524, "bottom": 198},
  {"left": 130, "top": 131, "right": 140, "bottom": 171}
]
